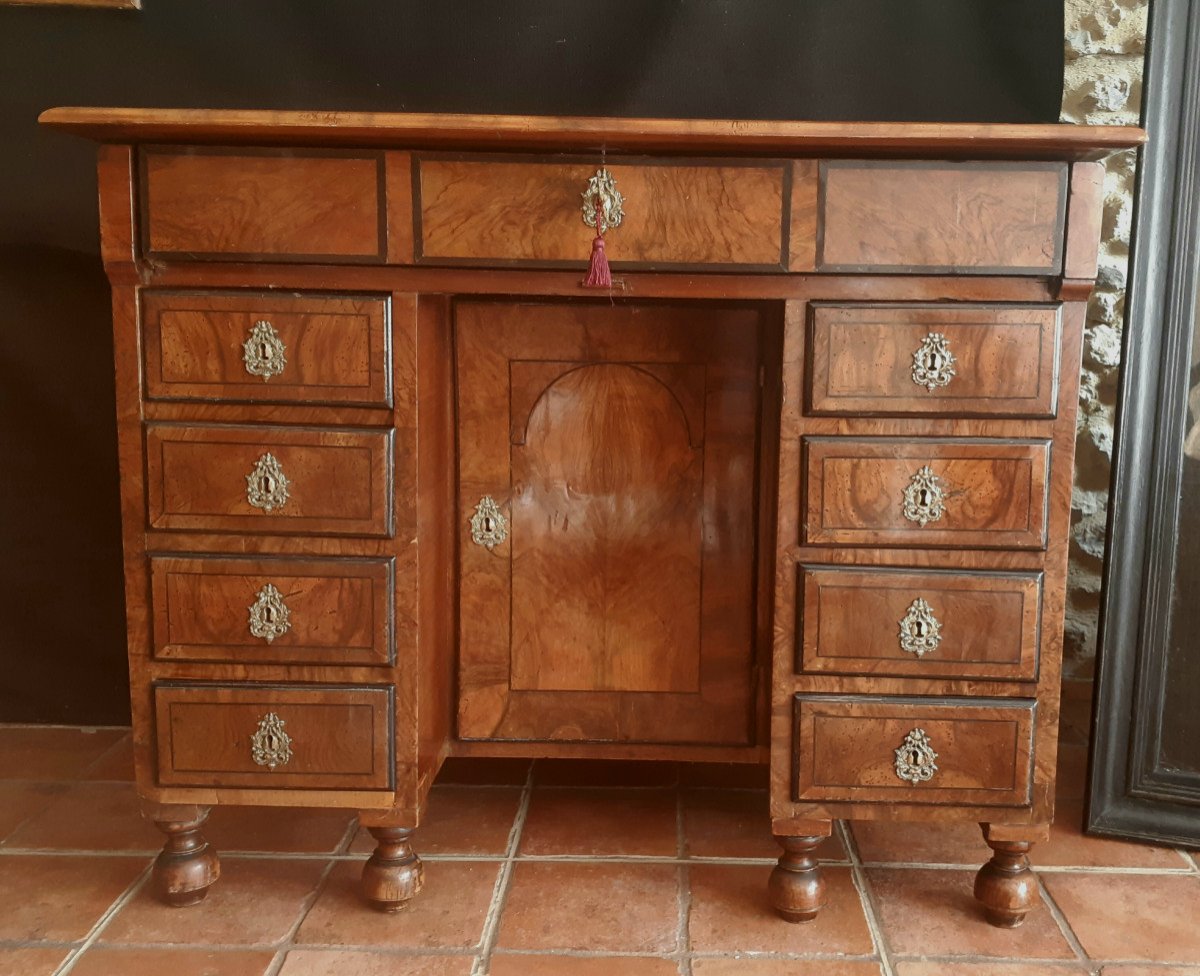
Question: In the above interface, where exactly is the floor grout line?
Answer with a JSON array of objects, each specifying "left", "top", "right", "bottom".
[
  {"left": 1035, "top": 872, "right": 1094, "bottom": 969},
  {"left": 839, "top": 819, "right": 896, "bottom": 976},
  {"left": 261, "top": 856, "right": 341, "bottom": 976},
  {"left": 674, "top": 786, "right": 693, "bottom": 976},
  {"left": 469, "top": 759, "right": 536, "bottom": 976},
  {"left": 51, "top": 860, "right": 154, "bottom": 976}
]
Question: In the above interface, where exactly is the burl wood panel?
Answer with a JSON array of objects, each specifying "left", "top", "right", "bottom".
[
  {"left": 154, "top": 683, "right": 393, "bottom": 790},
  {"left": 819, "top": 162, "right": 1067, "bottom": 274},
  {"left": 142, "top": 291, "right": 392, "bottom": 406},
  {"left": 141, "top": 148, "right": 385, "bottom": 261},
  {"left": 456, "top": 300, "right": 764, "bottom": 745},
  {"left": 798, "top": 566, "right": 1042, "bottom": 681},
  {"left": 808, "top": 304, "right": 1061, "bottom": 417},
  {"left": 794, "top": 695, "right": 1035, "bottom": 806},
  {"left": 802, "top": 437, "right": 1050, "bottom": 550},
  {"left": 149, "top": 555, "right": 394, "bottom": 666},
  {"left": 416, "top": 155, "right": 786, "bottom": 269},
  {"left": 145, "top": 424, "right": 393, "bottom": 537}
]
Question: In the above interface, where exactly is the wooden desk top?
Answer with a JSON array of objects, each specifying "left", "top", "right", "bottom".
[{"left": 39, "top": 107, "right": 1145, "bottom": 160}]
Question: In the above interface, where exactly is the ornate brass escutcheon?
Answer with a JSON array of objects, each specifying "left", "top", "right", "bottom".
[
  {"left": 902, "top": 465, "right": 945, "bottom": 527},
  {"left": 242, "top": 320, "right": 287, "bottom": 381},
  {"left": 898, "top": 597, "right": 942, "bottom": 657},
  {"left": 894, "top": 728, "right": 938, "bottom": 784},
  {"left": 250, "top": 712, "right": 293, "bottom": 770},
  {"left": 911, "top": 332, "right": 956, "bottom": 391},
  {"left": 581, "top": 168, "right": 625, "bottom": 233},
  {"left": 469, "top": 495, "right": 508, "bottom": 550},
  {"left": 248, "top": 583, "right": 291, "bottom": 644},
  {"left": 246, "top": 453, "right": 290, "bottom": 512}
]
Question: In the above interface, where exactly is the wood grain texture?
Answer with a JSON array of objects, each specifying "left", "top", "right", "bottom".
[
  {"left": 1062, "top": 161, "right": 1106, "bottom": 282},
  {"left": 154, "top": 683, "right": 394, "bottom": 790},
  {"left": 788, "top": 160, "right": 819, "bottom": 272},
  {"left": 456, "top": 300, "right": 765, "bottom": 745},
  {"left": 798, "top": 566, "right": 1042, "bottom": 681},
  {"left": 385, "top": 152, "right": 416, "bottom": 264},
  {"left": 145, "top": 424, "right": 394, "bottom": 537},
  {"left": 142, "top": 291, "right": 391, "bottom": 405},
  {"left": 793, "top": 695, "right": 1035, "bottom": 806},
  {"left": 802, "top": 437, "right": 1050, "bottom": 550},
  {"left": 141, "top": 148, "right": 384, "bottom": 261},
  {"left": 807, "top": 304, "right": 1061, "bottom": 417},
  {"left": 149, "top": 555, "right": 393, "bottom": 666},
  {"left": 416, "top": 155, "right": 785, "bottom": 268},
  {"left": 40, "top": 108, "right": 1146, "bottom": 160},
  {"left": 820, "top": 162, "right": 1067, "bottom": 274}
]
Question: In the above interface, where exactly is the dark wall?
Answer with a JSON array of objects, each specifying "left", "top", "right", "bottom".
[{"left": 0, "top": 1, "right": 1064, "bottom": 724}]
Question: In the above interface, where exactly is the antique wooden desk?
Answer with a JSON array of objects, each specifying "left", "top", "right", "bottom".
[{"left": 40, "top": 108, "right": 1144, "bottom": 926}]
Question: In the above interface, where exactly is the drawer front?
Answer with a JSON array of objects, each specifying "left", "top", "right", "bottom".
[
  {"left": 145, "top": 424, "right": 393, "bottom": 537},
  {"left": 794, "top": 695, "right": 1035, "bottom": 806},
  {"left": 818, "top": 161, "right": 1067, "bottom": 274},
  {"left": 802, "top": 437, "right": 1050, "bottom": 550},
  {"left": 415, "top": 154, "right": 787, "bottom": 270},
  {"left": 798, "top": 566, "right": 1041, "bottom": 681},
  {"left": 141, "top": 147, "right": 386, "bottom": 262},
  {"left": 808, "top": 304, "right": 1061, "bottom": 417},
  {"left": 142, "top": 291, "right": 391, "bottom": 406},
  {"left": 154, "top": 683, "right": 393, "bottom": 790},
  {"left": 150, "top": 556, "right": 394, "bottom": 666}
]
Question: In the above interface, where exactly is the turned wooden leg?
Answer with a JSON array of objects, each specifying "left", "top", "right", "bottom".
[
  {"left": 769, "top": 834, "right": 827, "bottom": 922},
  {"left": 975, "top": 824, "right": 1039, "bottom": 928},
  {"left": 361, "top": 826, "right": 424, "bottom": 913},
  {"left": 150, "top": 806, "right": 220, "bottom": 908}
]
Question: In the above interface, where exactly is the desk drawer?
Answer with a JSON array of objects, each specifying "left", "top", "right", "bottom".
[
  {"left": 154, "top": 683, "right": 393, "bottom": 790},
  {"left": 141, "top": 147, "right": 385, "bottom": 262},
  {"left": 145, "top": 424, "right": 393, "bottom": 537},
  {"left": 142, "top": 291, "right": 391, "bottom": 406},
  {"left": 150, "top": 555, "right": 394, "bottom": 666},
  {"left": 807, "top": 304, "right": 1061, "bottom": 418},
  {"left": 798, "top": 565, "right": 1041, "bottom": 681},
  {"left": 415, "top": 153, "right": 787, "bottom": 270},
  {"left": 802, "top": 437, "right": 1050, "bottom": 550},
  {"left": 794, "top": 695, "right": 1035, "bottom": 806},
  {"left": 817, "top": 161, "right": 1067, "bottom": 274}
]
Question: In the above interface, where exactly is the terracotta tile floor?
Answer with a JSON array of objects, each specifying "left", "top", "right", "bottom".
[{"left": 1, "top": 704, "right": 1198, "bottom": 976}]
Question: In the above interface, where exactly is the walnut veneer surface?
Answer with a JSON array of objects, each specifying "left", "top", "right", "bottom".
[{"left": 39, "top": 107, "right": 1144, "bottom": 926}]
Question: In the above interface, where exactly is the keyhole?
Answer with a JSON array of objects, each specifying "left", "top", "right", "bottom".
[
  {"left": 262, "top": 605, "right": 275, "bottom": 623},
  {"left": 261, "top": 475, "right": 275, "bottom": 494},
  {"left": 913, "top": 619, "right": 927, "bottom": 638},
  {"left": 909, "top": 749, "right": 922, "bottom": 765},
  {"left": 918, "top": 488, "right": 932, "bottom": 507},
  {"left": 483, "top": 516, "right": 494, "bottom": 534},
  {"left": 259, "top": 341, "right": 273, "bottom": 362},
  {"left": 926, "top": 351, "right": 942, "bottom": 371}
]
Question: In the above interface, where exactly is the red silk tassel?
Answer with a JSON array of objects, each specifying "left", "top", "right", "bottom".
[{"left": 582, "top": 201, "right": 612, "bottom": 288}]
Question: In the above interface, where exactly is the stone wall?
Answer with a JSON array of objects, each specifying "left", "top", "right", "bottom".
[{"left": 1060, "top": 0, "right": 1148, "bottom": 677}]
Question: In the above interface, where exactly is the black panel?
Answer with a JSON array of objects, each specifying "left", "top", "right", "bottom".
[{"left": 1089, "top": 0, "right": 1200, "bottom": 846}]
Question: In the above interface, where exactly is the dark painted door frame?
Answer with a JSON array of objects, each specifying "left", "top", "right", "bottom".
[{"left": 1089, "top": 0, "right": 1200, "bottom": 845}]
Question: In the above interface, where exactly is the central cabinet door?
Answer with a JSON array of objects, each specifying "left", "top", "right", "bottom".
[{"left": 456, "top": 300, "right": 763, "bottom": 745}]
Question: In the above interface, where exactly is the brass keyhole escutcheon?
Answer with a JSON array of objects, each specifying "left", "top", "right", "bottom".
[
  {"left": 243, "top": 320, "right": 287, "bottom": 382},
  {"left": 911, "top": 332, "right": 956, "bottom": 391},
  {"left": 470, "top": 496, "right": 508, "bottom": 550},
  {"left": 246, "top": 453, "right": 290, "bottom": 512}
]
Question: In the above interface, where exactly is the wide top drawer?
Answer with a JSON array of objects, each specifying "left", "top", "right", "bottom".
[
  {"left": 414, "top": 153, "right": 788, "bottom": 271},
  {"left": 141, "top": 147, "right": 386, "bottom": 262}
]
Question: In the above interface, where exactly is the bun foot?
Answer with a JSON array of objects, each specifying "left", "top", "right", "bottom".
[
  {"left": 769, "top": 834, "right": 826, "bottom": 923},
  {"left": 151, "top": 807, "right": 220, "bottom": 908},
  {"left": 975, "top": 825, "right": 1038, "bottom": 928},
  {"left": 362, "top": 826, "right": 424, "bottom": 912}
]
